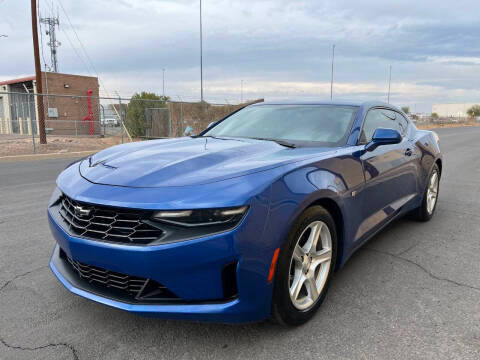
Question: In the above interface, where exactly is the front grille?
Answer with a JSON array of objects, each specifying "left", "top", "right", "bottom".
[
  {"left": 58, "top": 195, "right": 163, "bottom": 244},
  {"left": 60, "top": 249, "right": 178, "bottom": 301}
]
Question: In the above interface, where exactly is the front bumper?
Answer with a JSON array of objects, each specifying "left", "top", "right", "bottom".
[{"left": 48, "top": 206, "right": 274, "bottom": 323}]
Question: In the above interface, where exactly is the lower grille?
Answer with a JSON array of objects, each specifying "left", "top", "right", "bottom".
[
  {"left": 60, "top": 249, "right": 178, "bottom": 301},
  {"left": 58, "top": 195, "right": 163, "bottom": 245}
]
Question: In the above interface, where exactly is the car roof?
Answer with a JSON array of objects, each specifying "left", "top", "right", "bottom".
[{"left": 251, "top": 100, "right": 401, "bottom": 112}]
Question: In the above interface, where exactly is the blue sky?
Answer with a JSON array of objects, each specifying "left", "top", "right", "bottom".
[{"left": 1, "top": 0, "right": 479, "bottom": 112}]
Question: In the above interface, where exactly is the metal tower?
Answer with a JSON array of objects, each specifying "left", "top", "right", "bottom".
[{"left": 40, "top": 16, "right": 61, "bottom": 72}]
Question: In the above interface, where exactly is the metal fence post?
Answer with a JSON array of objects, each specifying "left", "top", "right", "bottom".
[
  {"left": 168, "top": 106, "right": 172, "bottom": 137},
  {"left": 180, "top": 102, "right": 184, "bottom": 136},
  {"left": 100, "top": 104, "right": 106, "bottom": 137},
  {"left": 25, "top": 92, "right": 36, "bottom": 153},
  {"left": 119, "top": 96, "right": 124, "bottom": 144},
  {"left": 144, "top": 107, "right": 149, "bottom": 139}
]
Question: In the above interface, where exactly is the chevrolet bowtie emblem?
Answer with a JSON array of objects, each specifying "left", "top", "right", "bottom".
[{"left": 74, "top": 205, "right": 91, "bottom": 218}]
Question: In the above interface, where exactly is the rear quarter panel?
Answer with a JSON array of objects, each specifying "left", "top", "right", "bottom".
[{"left": 412, "top": 128, "right": 442, "bottom": 193}]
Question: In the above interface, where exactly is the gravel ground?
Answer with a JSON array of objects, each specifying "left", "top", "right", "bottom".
[{"left": 0, "top": 127, "right": 479, "bottom": 360}]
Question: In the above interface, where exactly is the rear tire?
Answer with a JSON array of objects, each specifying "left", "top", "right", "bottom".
[
  {"left": 411, "top": 164, "right": 440, "bottom": 222},
  {"left": 271, "top": 206, "right": 337, "bottom": 326}
]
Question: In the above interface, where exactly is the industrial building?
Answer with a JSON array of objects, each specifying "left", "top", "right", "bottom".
[
  {"left": 0, "top": 72, "right": 99, "bottom": 135},
  {"left": 432, "top": 103, "right": 479, "bottom": 118}
]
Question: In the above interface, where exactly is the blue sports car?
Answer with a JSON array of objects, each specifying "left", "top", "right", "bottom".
[{"left": 48, "top": 101, "right": 442, "bottom": 325}]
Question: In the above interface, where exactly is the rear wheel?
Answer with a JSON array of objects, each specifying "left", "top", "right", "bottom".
[
  {"left": 412, "top": 164, "right": 440, "bottom": 221},
  {"left": 272, "top": 206, "right": 337, "bottom": 326}
]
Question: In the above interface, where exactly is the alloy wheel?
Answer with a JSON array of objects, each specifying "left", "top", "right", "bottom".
[
  {"left": 288, "top": 221, "right": 332, "bottom": 311},
  {"left": 426, "top": 171, "right": 439, "bottom": 214}
]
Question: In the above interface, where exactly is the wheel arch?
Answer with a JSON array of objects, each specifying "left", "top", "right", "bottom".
[
  {"left": 308, "top": 197, "right": 345, "bottom": 271},
  {"left": 435, "top": 158, "right": 442, "bottom": 177}
]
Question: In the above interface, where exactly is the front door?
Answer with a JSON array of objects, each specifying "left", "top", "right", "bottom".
[{"left": 355, "top": 108, "right": 417, "bottom": 241}]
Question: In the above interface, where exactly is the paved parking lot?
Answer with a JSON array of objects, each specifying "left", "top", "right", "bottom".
[{"left": 1, "top": 127, "right": 479, "bottom": 360}]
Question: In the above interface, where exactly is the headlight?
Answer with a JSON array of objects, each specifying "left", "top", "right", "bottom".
[
  {"left": 48, "top": 187, "right": 62, "bottom": 207},
  {"left": 152, "top": 206, "right": 249, "bottom": 227}
]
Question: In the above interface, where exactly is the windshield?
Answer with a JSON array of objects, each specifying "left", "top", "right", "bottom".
[{"left": 204, "top": 105, "right": 358, "bottom": 147}]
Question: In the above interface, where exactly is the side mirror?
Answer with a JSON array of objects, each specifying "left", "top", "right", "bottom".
[
  {"left": 365, "top": 128, "right": 401, "bottom": 152},
  {"left": 206, "top": 121, "right": 217, "bottom": 130}
]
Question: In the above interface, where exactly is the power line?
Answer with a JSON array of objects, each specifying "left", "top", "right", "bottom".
[
  {"left": 56, "top": 15, "right": 92, "bottom": 76},
  {"left": 55, "top": 0, "right": 97, "bottom": 76},
  {"left": 54, "top": 0, "right": 115, "bottom": 100}
]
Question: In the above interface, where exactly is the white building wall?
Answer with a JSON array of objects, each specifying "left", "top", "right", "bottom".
[
  {"left": 0, "top": 84, "right": 12, "bottom": 134},
  {"left": 432, "top": 103, "right": 478, "bottom": 117}
]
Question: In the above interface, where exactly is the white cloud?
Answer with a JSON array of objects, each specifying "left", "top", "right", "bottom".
[{"left": 0, "top": 0, "right": 479, "bottom": 113}]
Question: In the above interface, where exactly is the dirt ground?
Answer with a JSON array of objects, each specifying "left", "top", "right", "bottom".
[
  {"left": 0, "top": 135, "right": 124, "bottom": 157},
  {"left": 417, "top": 122, "right": 480, "bottom": 130}
]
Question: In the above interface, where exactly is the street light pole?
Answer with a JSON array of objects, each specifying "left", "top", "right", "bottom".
[
  {"left": 330, "top": 44, "right": 335, "bottom": 100},
  {"left": 241, "top": 79, "right": 243, "bottom": 103},
  {"left": 162, "top": 68, "right": 165, "bottom": 97},
  {"left": 387, "top": 65, "right": 392, "bottom": 104},
  {"left": 199, "top": 0, "right": 204, "bottom": 102}
]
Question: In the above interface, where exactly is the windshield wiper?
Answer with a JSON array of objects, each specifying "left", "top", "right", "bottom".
[{"left": 251, "top": 137, "right": 297, "bottom": 148}]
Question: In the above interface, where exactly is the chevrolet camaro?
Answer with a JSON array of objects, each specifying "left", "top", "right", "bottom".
[{"left": 48, "top": 101, "right": 442, "bottom": 325}]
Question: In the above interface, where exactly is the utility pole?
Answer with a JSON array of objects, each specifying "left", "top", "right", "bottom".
[
  {"left": 31, "top": 0, "right": 47, "bottom": 144},
  {"left": 387, "top": 65, "right": 392, "bottom": 104},
  {"left": 241, "top": 79, "right": 243, "bottom": 103},
  {"left": 40, "top": 16, "right": 60, "bottom": 72},
  {"left": 330, "top": 44, "right": 335, "bottom": 100},
  {"left": 199, "top": 0, "right": 204, "bottom": 102},
  {"left": 162, "top": 68, "right": 165, "bottom": 97}
]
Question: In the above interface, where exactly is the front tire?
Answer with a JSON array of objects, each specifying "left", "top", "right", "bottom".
[
  {"left": 272, "top": 206, "right": 337, "bottom": 326},
  {"left": 412, "top": 163, "right": 440, "bottom": 222}
]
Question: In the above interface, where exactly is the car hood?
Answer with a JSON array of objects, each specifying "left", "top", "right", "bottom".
[{"left": 79, "top": 137, "right": 337, "bottom": 188}]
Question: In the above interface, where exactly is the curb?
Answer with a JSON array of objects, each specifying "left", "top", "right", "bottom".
[{"left": 0, "top": 150, "right": 98, "bottom": 163}]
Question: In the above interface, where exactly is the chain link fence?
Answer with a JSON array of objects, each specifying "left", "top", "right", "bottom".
[
  {"left": 4, "top": 89, "right": 476, "bottom": 156},
  {"left": 0, "top": 91, "right": 261, "bottom": 155}
]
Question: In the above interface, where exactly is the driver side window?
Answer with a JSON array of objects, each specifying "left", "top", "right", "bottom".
[{"left": 359, "top": 109, "right": 400, "bottom": 144}]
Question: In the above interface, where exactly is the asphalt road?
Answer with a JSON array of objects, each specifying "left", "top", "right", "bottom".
[{"left": 1, "top": 127, "right": 479, "bottom": 360}]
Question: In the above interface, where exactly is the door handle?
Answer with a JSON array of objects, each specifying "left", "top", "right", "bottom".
[{"left": 405, "top": 148, "right": 413, "bottom": 157}]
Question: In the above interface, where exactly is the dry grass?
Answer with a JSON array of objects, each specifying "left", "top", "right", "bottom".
[{"left": 417, "top": 122, "right": 480, "bottom": 130}]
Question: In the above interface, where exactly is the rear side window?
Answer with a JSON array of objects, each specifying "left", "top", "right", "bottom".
[
  {"left": 394, "top": 112, "right": 409, "bottom": 136},
  {"left": 359, "top": 109, "right": 396, "bottom": 144}
]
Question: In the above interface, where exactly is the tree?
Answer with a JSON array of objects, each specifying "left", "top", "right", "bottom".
[
  {"left": 431, "top": 112, "right": 439, "bottom": 119},
  {"left": 466, "top": 105, "right": 480, "bottom": 118},
  {"left": 401, "top": 106, "right": 410, "bottom": 114},
  {"left": 125, "top": 92, "right": 169, "bottom": 137}
]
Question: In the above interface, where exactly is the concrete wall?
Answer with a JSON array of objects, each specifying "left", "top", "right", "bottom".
[{"left": 0, "top": 84, "right": 11, "bottom": 134}]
